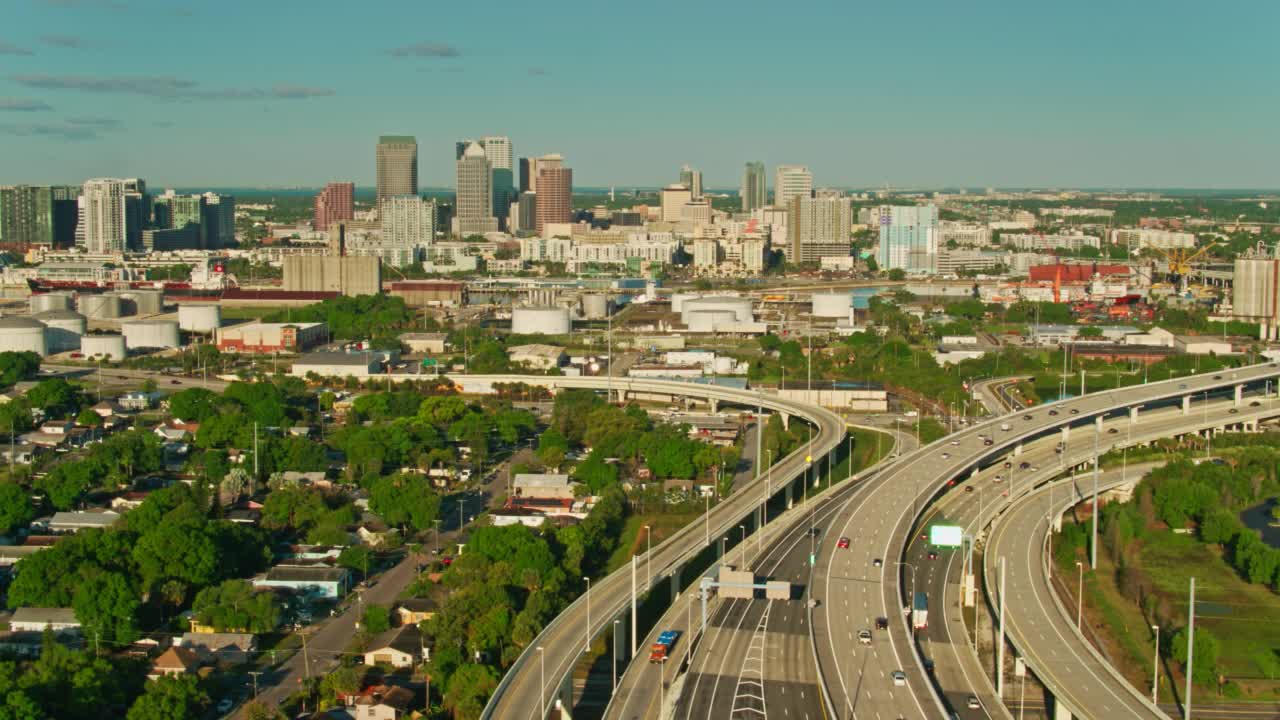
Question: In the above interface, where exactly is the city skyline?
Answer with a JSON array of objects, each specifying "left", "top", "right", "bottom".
[{"left": 0, "top": 0, "right": 1277, "bottom": 189}]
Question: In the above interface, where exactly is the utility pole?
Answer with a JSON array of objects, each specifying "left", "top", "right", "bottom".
[
  {"left": 249, "top": 670, "right": 262, "bottom": 698},
  {"left": 253, "top": 422, "right": 259, "bottom": 482},
  {"left": 300, "top": 629, "right": 312, "bottom": 679}
]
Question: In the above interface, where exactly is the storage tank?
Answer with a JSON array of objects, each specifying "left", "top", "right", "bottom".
[
  {"left": 811, "top": 292, "right": 853, "bottom": 318},
  {"left": 681, "top": 296, "right": 753, "bottom": 325},
  {"left": 1232, "top": 255, "right": 1279, "bottom": 322},
  {"left": 33, "top": 310, "right": 86, "bottom": 353},
  {"left": 581, "top": 294, "right": 610, "bottom": 320},
  {"left": 79, "top": 293, "right": 123, "bottom": 320},
  {"left": 29, "top": 292, "right": 73, "bottom": 314},
  {"left": 122, "top": 320, "right": 180, "bottom": 349},
  {"left": 0, "top": 317, "right": 47, "bottom": 356},
  {"left": 115, "top": 289, "right": 163, "bottom": 315},
  {"left": 512, "top": 306, "right": 571, "bottom": 335},
  {"left": 669, "top": 292, "right": 699, "bottom": 313},
  {"left": 80, "top": 334, "right": 127, "bottom": 360},
  {"left": 686, "top": 310, "right": 737, "bottom": 333},
  {"left": 178, "top": 304, "right": 222, "bottom": 334}
]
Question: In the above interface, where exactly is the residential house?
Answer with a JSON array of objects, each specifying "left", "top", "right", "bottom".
[
  {"left": 9, "top": 607, "right": 81, "bottom": 634},
  {"left": 0, "top": 444, "right": 36, "bottom": 465},
  {"left": 48, "top": 510, "right": 120, "bottom": 533},
  {"left": 512, "top": 473, "right": 576, "bottom": 501},
  {"left": 177, "top": 632, "right": 257, "bottom": 665},
  {"left": 119, "top": 391, "right": 159, "bottom": 411},
  {"left": 91, "top": 400, "right": 125, "bottom": 418},
  {"left": 343, "top": 684, "right": 416, "bottom": 720},
  {"left": 111, "top": 491, "right": 151, "bottom": 511},
  {"left": 147, "top": 646, "right": 201, "bottom": 680},
  {"left": 363, "top": 624, "right": 424, "bottom": 669},
  {"left": 393, "top": 598, "right": 436, "bottom": 626}
]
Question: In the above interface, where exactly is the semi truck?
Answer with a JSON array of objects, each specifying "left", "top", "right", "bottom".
[
  {"left": 912, "top": 592, "right": 928, "bottom": 630},
  {"left": 649, "top": 630, "right": 680, "bottom": 663}
]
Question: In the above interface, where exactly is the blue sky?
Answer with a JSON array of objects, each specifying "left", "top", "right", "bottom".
[{"left": 1, "top": 0, "right": 1277, "bottom": 189}]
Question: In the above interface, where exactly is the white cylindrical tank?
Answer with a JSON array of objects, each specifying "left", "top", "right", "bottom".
[
  {"left": 127, "top": 289, "right": 165, "bottom": 315},
  {"left": 178, "top": 304, "right": 222, "bottom": 334},
  {"left": 0, "top": 317, "right": 47, "bottom": 356},
  {"left": 79, "top": 294, "right": 123, "bottom": 319},
  {"left": 122, "top": 320, "right": 180, "bottom": 349},
  {"left": 1232, "top": 256, "right": 1279, "bottom": 321},
  {"left": 681, "top": 296, "right": 753, "bottom": 325},
  {"left": 512, "top": 306, "right": 571, "bottom": 335},
  {"left": 29, "top": 292, "right": 73, "bottom": 314},
  {"left": 581, "top": 294, "right": 610, "bottom": 320},
  {"left": 80, "top": 334, "right": 127, "bottom": 360},
  {"left": 811, "top": 292, "right": 853, "bottom": 318},
  {"left": 33, "top": 310, "right": 86, "bottom": 353},
  {"left": 669, "top": 292, "right": 699, "bottom": 313},
  {"left": 686, "top": 310, "right": 737, "bottom": 333}
]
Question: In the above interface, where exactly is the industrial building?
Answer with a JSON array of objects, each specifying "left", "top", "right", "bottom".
[
  {"left": 216, "top": 322, "right": 328, "bottom": 354},
  {"left": 507, "top": 344, "right": 566, "bottom": 370},
  {"left": 283, "top": 255, "right": 381, "bottom": 297},
  {"left": 387, "top": 281, "right": 465, "bottom": 307},
  {"left": 1233, "top": 248, "right": 1280, "bottom": 339},
  {"left": 290, "top": 351, "right": 385, "bottom": 378}
]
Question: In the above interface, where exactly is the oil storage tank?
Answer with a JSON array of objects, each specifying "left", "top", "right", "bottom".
[
  {"left": 30, "top": 292, "right": 73, "bottom": 314},
  {"left": 581, "top": 294, "right": 610, "bottom": 320},
  {"left": 33, "top": 310, "right": 86, "bottom": 353},
  {"left": 178, "top": 304, "right": 222, "bottom": 334},
  {"left": 0, "top": 317, "right": 47, "bottom": 356},
  {"left": 811, "top": 292, "right": 853, "bottom": 318},
  {"left": 512, "top": 306, "right": 571, "bottom": 335},
  {"left": 79, "top": 294, "right": 123, "bottom": 320},
  {"left": 122, "top": 319, "right": 180, "bottom": 350},
  {"left": 80, "top": 334, "right": 127, "bottom": 360},
  {"left": 669, "top": 292, "right": 699, "bottom": 313},
  {"left": 104, "top": 291, "right": 137, "bottom": 316},
  {"left": 116, "top": 289, "right": 164, "bottom": 315},
  {"left": 680, "top": 296, "right": 753, "bottom": 325}
]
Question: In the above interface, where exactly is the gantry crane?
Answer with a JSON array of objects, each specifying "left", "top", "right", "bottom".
[{"left": 1151, "top": 242, "right": 1219, "bottom": 293}]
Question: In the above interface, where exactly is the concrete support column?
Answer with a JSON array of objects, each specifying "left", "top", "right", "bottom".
[
  {"left": 1061, "top": 426, "right": 1070, "bottom": 443},
  {"left": 1013, "top": 443, "right": 1023, "bottom": 457},
  {"left": 1129, "top": 406, "right": 1138, "bottom": 423},
  {"left": 1052, "top": 699, "right": 1074, "bottom": 720},
  {"left": 785, "top": 482, "right": 793, "bottom": 509},
  {"left": 780, "top": 412, "right": 790, "bottom": 430},
  {"left": 1182, "top": 395, "right": 1191, "bottom": 415},
  {"left": 671, "top": 566, "right": 681, "bottom": 604},
  {"left": 1235, "top": 384, "right": 1243, "bottom": 406},
  {"left": 709, "top": 398, "right": 719, "bottom": 414},
  {"left": 1095, "top": 415, "right": 1104, "bottom": 433}
]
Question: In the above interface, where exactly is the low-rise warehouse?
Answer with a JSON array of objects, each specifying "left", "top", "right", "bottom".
[
  {"left": 291, "top": 351, "right": 384, "bottom": 378},
  {"left": 216, "top": 321, "right": 328, "bottom": 353}
]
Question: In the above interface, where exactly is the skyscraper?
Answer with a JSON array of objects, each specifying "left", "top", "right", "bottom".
[
  {"left": 82, "top": 178, "right": 129, "bottom": 254},
  {"left": 0, "top": 185, "right": 78, "bottom": 248},
  {"left": 380, "top": 195, "right": 435, "bottom": 249},
  {"left": 660, "top": 184, "right": 692, "bottom": 223},
  {"left": 478, "top": 136, "right": 512, "bottom": 171},
  {"left": 774, "top": 165, "right": 812, "bottom": 208},
  {"left": 455, "top": 142, "right": 497, "bottom": 235},
  {"left": 877, "top": 205, "right": 939, "bottom": 273},
  {"left": 789, "top": 194, "right": 852, "bottom": 263},
  {"left": 741, "top": 161, "right": 766, "bottom": 212},
  {"left": 482, "top": 137, "right": 514, "bottom": 231},
  {"left": 202, "top": 193, "right": 235, "bottom": 249},
  {"left": 314, "top": 182, "right": 355, "bottom": 231},
  {"left": 679, "top": 164, "right": 703, "bottom": 199},
  {"left": 519, "top": 157, "right": 534, "bottom": 194},
  {"left": 534, "top": 155, "right": 571, "bottom": 235},
  {"left": 376, "top": 135, "right": 418, "bottom": 205}
]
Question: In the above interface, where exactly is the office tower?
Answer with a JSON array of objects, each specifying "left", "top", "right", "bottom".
[
  {"left": 479, "top": 136, "right": 512, "bottom": 171},
  {"left": 679, "top": 164, "right": 703, "bottom": 199},
  {"left": 376, "top": 135, "right": 418, "bottom": 205},
  {"left": 876, "top": 204, "right": 939, "bottom": 273},
  {"left": 519, "top": 157, "right": 534, "bottom": 193},
  {"left": 381, "top": 195, "right": 435, "bottom": 249},
  {"left": 122, "top": 178, "right": 149, "bottom": 251},
  {"left": 0, "top": 185, "right": 78, "bottom": 248},
  {"left": 683, "top": 199, "right": 712, "bottom": 226},
  {"left": 660, "top": 184, "right": 692, "bottom": 223},
  {"left": 82, "top": 178, "right": 129, "bottom": 254},
  {"left": 455, "top": 142, "right": 497, "bottom": 235},
  {"left": 534, "top": 156, "right": 571, "bottom": 235},
  {"left": 773, "top": 165, "right": 813, "bottom": 208},
  {"left": 742, "top": 161, "right": 766, "bottom": 212},
  {"left": 314, "top": 182, "right": 355, "bottom": 231},
  {"left": 202, "top": 193, "right": 235, "bottom": 248},
  {"left": 516, "top": 191, "right": 537, "bottom": 233},
  {"left": 788, "top": 194, "right": 852, "bottom": 263}
]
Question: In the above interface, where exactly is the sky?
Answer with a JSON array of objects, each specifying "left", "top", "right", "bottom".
[{"left": 1, "top": 0, "right": 1278, "bottom": 190}]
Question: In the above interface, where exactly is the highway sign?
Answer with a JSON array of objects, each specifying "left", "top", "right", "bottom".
[
  {"left": 422, "top": 358, "right": 438, "bottom": 367},
  {"left": 929, "top": 525, "right": 963, "bottom": 547}
]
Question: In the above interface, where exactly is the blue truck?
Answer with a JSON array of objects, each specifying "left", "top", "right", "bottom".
[{"left": 649, "top": 630, "right": 681, "bottom": 663}]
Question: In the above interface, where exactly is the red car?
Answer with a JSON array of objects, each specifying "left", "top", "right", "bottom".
[
  {"left": 837, "top": 537, "right": 850, "bottom": 549},
  {"left": 441, "top": 556, "right": 454, "bottom": 566}
]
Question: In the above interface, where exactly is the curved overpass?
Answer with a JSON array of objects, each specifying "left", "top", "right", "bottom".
[
  {"left": 450, "top": 375, "right": 848, "bottom": 720},
  {"left": 811, "top": 362, "right": 1280, "bottom": 719}
]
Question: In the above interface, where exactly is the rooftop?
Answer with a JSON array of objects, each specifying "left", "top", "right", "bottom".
[
  {"left": 293, "top": 352, "right": 378, "bottom": 367},
  {"left": 513, "top": 473, "right": 571, "bottom": 488},
  {"left": 10, "top": 607, "right": 79, "bottom": 626}
]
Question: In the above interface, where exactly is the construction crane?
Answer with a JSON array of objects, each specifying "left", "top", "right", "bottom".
[{"left": 1151, "top": 242, "right": 1219, "bottom": 293}]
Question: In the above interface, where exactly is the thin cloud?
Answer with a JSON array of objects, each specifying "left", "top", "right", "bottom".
[
  {"left": 0, "top": 98, "right": 54, "bottom": 112},
  {"left": 10, "top": 73, "right": 334, "bottom": 101},
  {"left": 528, "top": 67, "right": 548, "bottom": 76},
  {"left": 0, "top": 42, "right": 35, "bottom": 56},
  {"left": 40, "top": 34, "right": 88, "bottom": 48},
  {"left": 65, "top": 116, "right": 118, "bottom": 127},
  {"left": 0, "top": 122, "right": 103, "bottom": 141},
  {"left": 41, "top": 0, "right": 128, "bottom": 9},
  {"left": 387, "top": 42, "right": 460, "bottom": 58}
]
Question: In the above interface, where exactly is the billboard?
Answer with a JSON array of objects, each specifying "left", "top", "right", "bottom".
[{"left": 929, "top": 524, "right": 963, "bottom": 548}]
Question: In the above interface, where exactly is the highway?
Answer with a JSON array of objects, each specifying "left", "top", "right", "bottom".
[
  {"left": 811, "top": 362, "right": 1280, "bottom": 720},
  {"left": 465, "top": 375, "right": 850, "bottom": 720}
]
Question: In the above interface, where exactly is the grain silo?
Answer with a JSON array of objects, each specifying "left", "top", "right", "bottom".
[
  {"left": 79, "top": 294, "right": 123, "bottom": 320},
  {"left": 33, "top": 310, "right": 86, "bottom": 353},
  {"left": 122, "top": 320, "right": 180, "bottom": 350},
  {"left": 80, "top": 334, "right": 127, "bottom": 360},
  {"left": 512, "top": 306, "right": 571, "bottom": 335},
  {"left": 0, "top": 317, "right": 47, "bottom": 356},
  {"left": 1233, "top": 250, "right": 1280, "bottom": 339},
  {"left": 178, "top": 304, "right": 222, "bottom": 334}
]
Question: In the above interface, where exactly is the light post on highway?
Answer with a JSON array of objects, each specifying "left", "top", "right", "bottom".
[
  {"left": 583, "top": 577, "right": 592, "bottom": 652},
  {"left": 1075, "top": 562, "right": 1084, "bottom": 630},
  {"left": 612, "top": 619, "right": 620, "bottom": 694},
  {"left": 644, "top": 525, "right": 652, "bottom": 592},
  {"left": 896, "top": 561, "right": 917, "bottom": 636},
  {"left": 704, "top": 491, "right": 710, "bottom": 548},
  {"left": 1151, "top": 624, "right": 1160, "bottom": 704},
  {"left": 537, "top": 646, "right": 546, "bottom": 719},
  {"left": 739, "top": 523, "right": 747, "bottom": 559}
]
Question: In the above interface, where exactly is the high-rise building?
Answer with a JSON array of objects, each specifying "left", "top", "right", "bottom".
[
  {"left": 376, "top": 135, "right": 418, "bottom": 205},
  {"left": 314, "top": 182, "right": 355, "bottom": 231},
  {"left": 660, "top": 184, "right": 692, "bottom": 223},
  {"left": 478, "top": 136, "right": 512, "bottom": 171},
  {"left": 535, "top": 156, "right": 571, "bottom": 235},
  {"left": 519, "top": 157, "right": 534, "bottom": 194},
  {"left": 515, "top": 191, "right": 538, "bottom": 233},
  {"left": 788, "top": 194, "right": 852, "bottom": 263},
  {"left": 773, "top": 165, "right": 812, "bottom": 208},
  {"left": 683, "top": 199, "right": 712, "bottom": 226},
  {"left": 679, "top": 164, "right": 703, "bottom": 199},
  {"left": 0, "top": 185, "right": 78, "bottom": 248},
  {"left": 123, "top": 178, "right": 149, "bottom": 252},
  {"left": 82, "top": 178, "right": 130, "bottom": 254},
  {"left": 741, "top": 162, "right": 766, "bottom": 212},
  {"left": 455, "top": 142, "right": 497, "bottom": 235},
  {"left": 381, "top": 195, "right": 435, "bottom": 249},
  {"left": 202, "top": 193, "right": 235, "bottom": 248},
  {"left": 876, "top": 204, "right": 939, "bottom": 273}
]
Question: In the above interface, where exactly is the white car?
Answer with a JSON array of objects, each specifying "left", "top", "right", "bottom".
[
  {"left": 891, "top": 671, "right": 907, "bottom": 686},
  {"left": 215, "top": 698, "right": 235, "bottom": 713},
  {"left": 858, "top": 629, "right": 872, "bottom": 645}
]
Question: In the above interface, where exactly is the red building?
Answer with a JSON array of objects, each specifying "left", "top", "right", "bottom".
[
  {"left": 313, "top": 182, "right": 354, "bottom": 231},
  {"left": 1028, "top": 263, "right": 1129, "bottom": 283},
  {"left": 535, "top": 166, "right": 572, "bottom": 234}
]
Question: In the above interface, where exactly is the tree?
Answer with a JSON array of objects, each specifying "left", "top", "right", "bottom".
[
  {"left": 1171, "top": 627, "right": 1220, "bottom": 685},
  {"left": 125, "top": 675, "right": 207, "bottom": 720},
  {"left": 0, "top": 482, "right": 34, "bottom": 535},
  {"left": 443, "top": 664, "right": 499, "bottom": 720},
  {"left": 337, "top": 546, "right": 373, "bottom": 576},
  {"left": 241, "top": 701, "right": 286, "bottom": 720},
  {"left": 1077, "top": 326, "right": 1104, "bottom": 339},
  {"left": 192, "top": 579, "right": 281, "bottom": 633},
  {"left": 362, "top": 605, "right": 391, "bottom": 635},
  {"left": 75, "top": 408, "right": 102, "bottom": 428},
  {"left": 72, "top": 569, "right": 139, "bottom": 644},
  {"left": 369, "top": 474, "right": 440, "bottom": 531},
  {"left": 26, "top": 378, "right": 82, "bottom": 418},
  {"left": 0, "top": 352, "right": 39, "bottom": 389},
  {"left": 887, "top": 268, "right": 906, "bottom": 281},
  {"left": 572, "top": 452, "right": 618, "bottom": 493}
]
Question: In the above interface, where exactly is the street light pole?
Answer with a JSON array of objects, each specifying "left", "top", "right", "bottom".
[
  {"left": 537, "top": 646, "right": 545, "bottom": 719},
  {"left": 644, "top": 525, "right": 652, "bottom": 593},
  {"left": 583, "top": 577, "right": 592, "bottom": 651},
  {"left": 1076, "top": 561, "right": 1084, "bottom": 630},
  {"left": 1151, "top": 624, "right": 1160, "bottom": 704}
]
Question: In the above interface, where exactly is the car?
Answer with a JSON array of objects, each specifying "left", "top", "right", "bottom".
[
  {"left": 891, "top": 671, "right": 907, "bottom": 686},
  {"left": 1251, "top": 400, "right": 1262, "bottom": 407},
  {"left": 992, "top": 475, "right": 1003, "bottom": 483},
  {"left": 1108, "top": 428, "right": 1119, "bottom": 434},
  {"left": 170, "top": 379, "right": 181, "bottom": 385},
  {"left": 950, "top": 439, "right": 960, "bottom": 446},
  {"left": 1003, "top": 461, "right": 1012, "bottom": 469},
  {"left": 941, "top": 452, "right": 951, "bottom": 459},
  {"left": 837, "top": 537, "right": 850, "bottom": 549},
  {"left": 1019, "top": 461, "right": 1031, "bottom": 470},
  {"left": 858, "top": 629, "right": 872, "bottom": 645},
  {"left": 875, "top": 616, "right": 890, "bottom": 630},
  {"left": 872, "top": 558, "right": 883, "bottom": 567},
  {"left": 1048, "top": 409, "right": 1059, "bottom": 416},
  {"left": 983, "top": 438, "right": 994, "bottom": 446},
  {"left": 441, "top": 556, "right": 454, "bottom": 566},
  {"left": 1179, "top": 383, "right": 1187, "bottom": 389},
  {"left": 1229, "top": 408, "right": 1239, "bottom": 414},
  {"left": 1214, "top": 375, "right": 1223, "bottom": 380},
  {"left": 927, "top": 550, "right": 938, "bottom": 560},
  {"left": 967, "top": 696, "right": 981, "bottom": 709},
  {"left": 1022, "top": 414, "right": 1032, "bottom": 420},
  {"left": 1070, "top": 408, "right": 1079, "bottom": 415},
  {"left": 964, "top": 486, "right": 974, "bottom": 493},
  {"left": 216, "top": 698, "right": 235, "bottom": 713}
]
